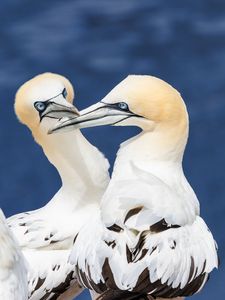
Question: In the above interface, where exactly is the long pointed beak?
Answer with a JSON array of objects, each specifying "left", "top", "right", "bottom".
[
  {"left": 40, "top": 101, "right": 79, "bottom": 121},
  {"left": 48, "top": 101, "right": 136, "bottom": 134}
]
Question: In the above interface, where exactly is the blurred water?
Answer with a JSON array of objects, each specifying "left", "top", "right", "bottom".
[{"left": 0, "top": 0, "right": 224, "bottom": 299}]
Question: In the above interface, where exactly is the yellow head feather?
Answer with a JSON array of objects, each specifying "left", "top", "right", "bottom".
[
  {"left": 14, "top": 72, "right": 74, "bottom": 128},
  {"left": 105, "top": 75, "right": 188, "bottom": 129}
]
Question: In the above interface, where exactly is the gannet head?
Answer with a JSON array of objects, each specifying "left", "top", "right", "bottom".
[
  {"left": 15, "top": 73, "right": 79, "bottom": 139},
  {"left": 49, "top": 75, "right": 188, "bottom": 135}
]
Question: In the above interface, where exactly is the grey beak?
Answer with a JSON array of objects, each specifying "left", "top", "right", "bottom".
[
  {"left": 48, "top": 101, "right": 140, "bottom": 134},
  {"left": 40, "top": 101, "right": 79, "bottom": 122}
]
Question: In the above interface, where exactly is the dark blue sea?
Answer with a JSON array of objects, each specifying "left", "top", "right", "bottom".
[{"left": 0, "top": 0, "right": 224, "bottom": 298}]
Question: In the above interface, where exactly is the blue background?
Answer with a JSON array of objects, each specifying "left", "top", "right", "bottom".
[{"left": 0, "top": 0, "right": 224, "bottom": 299}]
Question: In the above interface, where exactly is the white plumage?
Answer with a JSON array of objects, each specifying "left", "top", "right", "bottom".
[
  {"left": 52, "top": 75, "right": 218, "bottom": 299},
  {"left": 8, "top": 73, "right": 110, "bottom": 299},
  {"left": 0, "top": 209, "right": 28, "bottom": 300},
  {"left": 25, "top": 249, "right": 78, "bottom": 299}
]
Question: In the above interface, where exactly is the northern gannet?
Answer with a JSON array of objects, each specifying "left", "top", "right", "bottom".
[
  {"left": 0, "top": 208, "right": 28, "bottom": 299},
  {"left": 50, "top": 75, "right": 218, "bottom": 299},
  {"left": 8, "top": 73, "right": 110, "bottom": 299}
]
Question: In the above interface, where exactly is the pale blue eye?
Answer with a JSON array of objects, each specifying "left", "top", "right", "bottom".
[
  {"left": 118, "top": 102, "right": 128, "bottom": 110},
  {"left": 62, "top": 88, "right": 68, "bottom": 98},
  {"left": 34, "top": 101, "right": 46, "bottom": 112}
]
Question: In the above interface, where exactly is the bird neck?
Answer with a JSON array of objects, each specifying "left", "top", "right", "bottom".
[
  {"left": 33, "top": 130, "right": 109, "bottom": 208},
  {"left": 114, "top": 121, "right": 188, "bottom": 182},
  {"left": 103, "top": 121, "right": 199, "bottom": 227}
]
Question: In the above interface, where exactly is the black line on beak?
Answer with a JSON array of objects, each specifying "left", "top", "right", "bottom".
[
  {"left": 50, "top": 103, "right": 111, "bottom": 128},
  {"left": 49, "top": 115, "right": 113, "bottom": 133},
  {"left": 112, "top": 116, "right": 131, "bottom": 125},
  {"left": 49, "top": 103, "right": 143, "bottom": 134},
  {"left": 39, "top": 101, "right": 78, "bottom": 122},
  {"left": 35, "top": 88, "right": 73, "bottom": 122}
]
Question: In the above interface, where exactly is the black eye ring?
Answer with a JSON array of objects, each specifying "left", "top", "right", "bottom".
[
  {"left": 117, "top": 102, "right": 129, "bottom": 111},
  {"left": 62, "top": 88, "right": 68, "bottom": 98},
  {"left": 34, "top": 101, "right": 46, "bottom": 112}
]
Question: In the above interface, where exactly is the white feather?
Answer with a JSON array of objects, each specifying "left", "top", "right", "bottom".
[
  {"left": 70, "top": 137, "right": 218, "bottom": 297},
  {"left": 0, "top": 209, "right": 28, "bottom": 300}
]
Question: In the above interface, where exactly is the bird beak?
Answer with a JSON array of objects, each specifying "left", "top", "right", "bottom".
[
  {"left": 40, "top": 99, "right": 79, "bottom": 122},
  {"left": 48, "top": 101, "right": 138, "bottom": 134}
]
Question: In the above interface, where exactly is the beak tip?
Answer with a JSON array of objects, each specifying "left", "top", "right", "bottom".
[
  {"left": 47, "top": 129, "right": 54, "bottom": 135},
  {"left": 48, "top": 125, "right": 61, "bottom": 135}
]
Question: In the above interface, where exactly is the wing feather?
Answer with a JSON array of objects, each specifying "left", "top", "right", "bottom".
[
  {"left": 26, "top": 250, "right": 82, "bottom": 300},
  {"left": 0, "top": 209, "right": 28, "bottom": 300}
]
